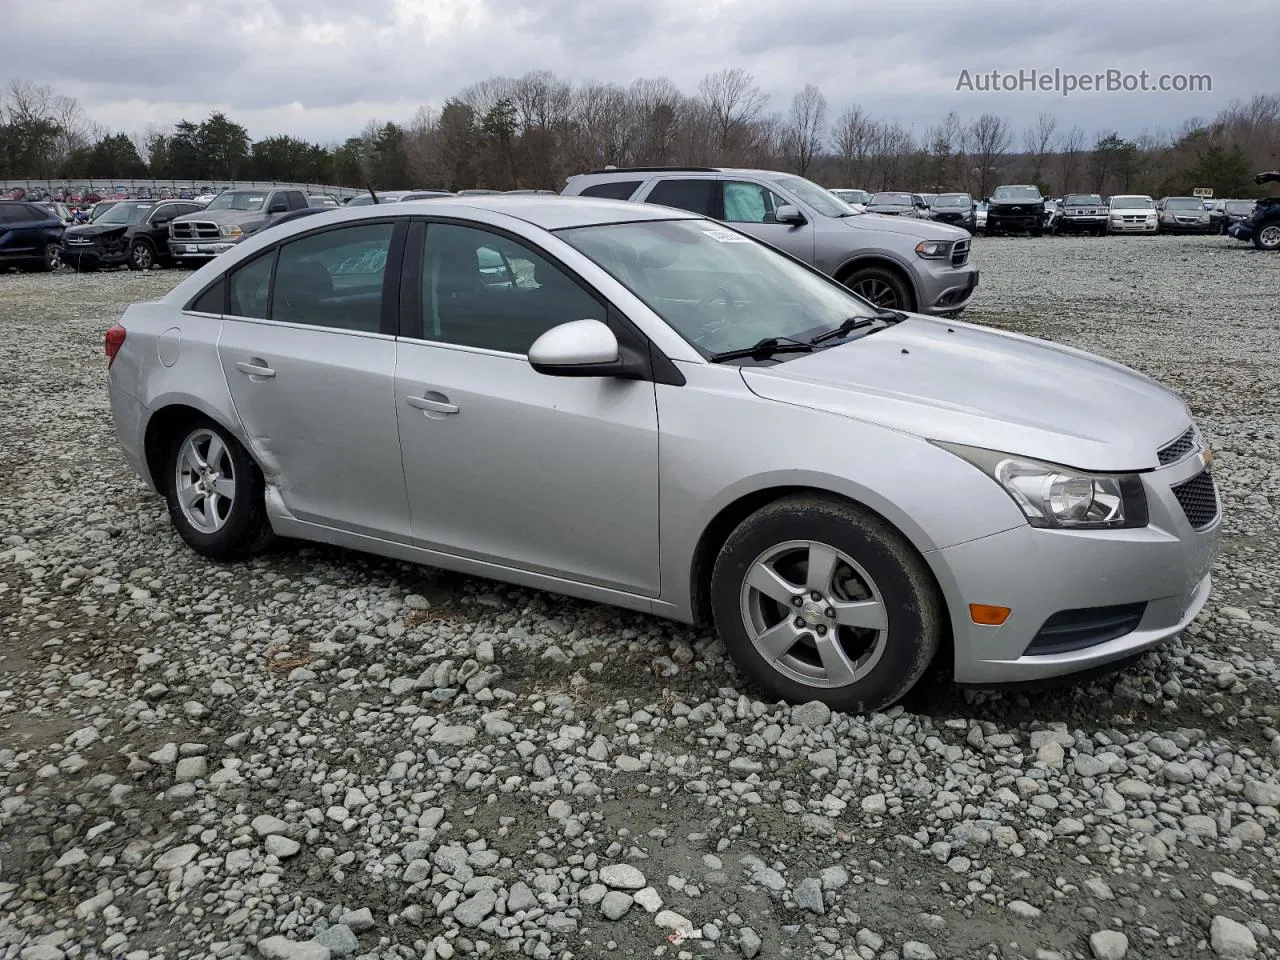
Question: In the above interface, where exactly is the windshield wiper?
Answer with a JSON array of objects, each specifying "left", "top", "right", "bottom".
[
  {"left": 708, "top": 337, "right": 814, "bottom": 363},
  {"left": 809, "top": 308, "right": 906, "bottom": 345}
]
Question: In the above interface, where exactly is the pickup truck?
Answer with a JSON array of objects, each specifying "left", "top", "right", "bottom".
[{"left": 167, "top": 188, "right": 309, "bottom": 265}]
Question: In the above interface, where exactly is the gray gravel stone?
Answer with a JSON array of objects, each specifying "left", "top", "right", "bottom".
[
  {"left": 600, "top": 863, "right": 647, "bottom": 889},
  {"left": 600, "top": 891, "right": 633, "bottom": 920},
  {"left": 1210, "top": 916, "right": 1258, "bottom": 958},
  {"left": 1090, "top": 930, "right": 1129, "bottom": 960}
]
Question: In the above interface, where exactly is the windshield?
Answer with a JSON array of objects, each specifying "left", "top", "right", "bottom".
[
  {"left": 832, "top": 189, "right": 870, "bottom": 205},
  {"left": 1111, "top": 195, "right": 1155, "bottom": 208},
  {"left": 1225, "top": 201, "right": 1256, "bottom": 213},
  {"left": 205, "top": 192, "right": 267, "bottom": 212},
  {"left": 991, "top": 186, "right": 1042, "bottom": 201},
  {"left": 557, "top": 219, "right": 877, "bottom": 359},
  {"left": 932, "top": 195, "right": 971, "bottom": 208},
  {"left": 767, "top": 175, "right": 858, "bottom": 217},
  {"left": 1165, "top": 198, "right": 1202, "bottom": 210},
  {"left": 96, "top": 201, "right": 154, "bottom": 225},
  {"left": 871, "top": 192, "right": 913, "bottom": 206},
  {"left": 1063, "top": 194, "right": 1103, "bottom": 206},
  {"left": 89, "top": 202, "right": 117, "bottom": 220}
]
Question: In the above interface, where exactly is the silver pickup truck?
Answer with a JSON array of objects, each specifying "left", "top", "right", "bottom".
[{"left": 168, "top": 188, "right": 310, "bottom": 266}]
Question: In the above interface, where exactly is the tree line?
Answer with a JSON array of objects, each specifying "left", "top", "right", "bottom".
[{"left": 2, "top": 74, "right": 1277, "bottom": 199}]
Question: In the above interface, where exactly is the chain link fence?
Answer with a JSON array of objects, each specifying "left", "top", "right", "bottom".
[{"left": 1, "top": 178, "right": 364, "bottom": 200}]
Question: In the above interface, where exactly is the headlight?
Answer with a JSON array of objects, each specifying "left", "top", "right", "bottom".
[
  {"left": 220, "top": 224, "right": 244, "bottom": 237},
  {"left": 914, "top": 240, "right": 951, "bottom": 259},
  {"left": 934, "top": 442, "right": 1148, "bottom": 529}
]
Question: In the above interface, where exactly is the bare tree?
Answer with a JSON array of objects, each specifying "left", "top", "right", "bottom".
[
  {"left": 832, "top": 105, "right": 875, "bottom": 186},
  {"left": 1021, "top": 112, "right": 1057, "bottom": 187},
  {"left": 630, "top": 77, "right": 685, "bottom": 165},
  {"left": 784, "top": 84, "right": 827, "bottom": 176},
  {"left": 966, "top": 113, "right": 1012, "bottom": 198},
  {"left": 697, "top": 68, "right": 767, "bottom": 159},
  {"left": 924, "top": 110, "right": 964, "bottom": 190},
  {"left": 1056, "top": 124, "right": 1086, "bottom": 193}
]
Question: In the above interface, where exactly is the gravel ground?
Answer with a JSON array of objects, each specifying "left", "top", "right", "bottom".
[{"left": 2, "top": 234, "right": 1279, "bottom": 960}]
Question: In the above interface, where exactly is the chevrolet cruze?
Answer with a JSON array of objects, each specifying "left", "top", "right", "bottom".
[{"left": 105, "top": 196, "right": 1221, "bottom": 712}]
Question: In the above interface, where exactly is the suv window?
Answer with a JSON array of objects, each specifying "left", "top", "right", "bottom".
[
  {"left": 421, "top": 223, "right": 603, "bottom": 354},
  {"left": 722, "top": 181, "right": 789, "bottom": 224},
  {"left": 228, "top": 250, "right": 274, "bottom": 319},
  {"left": 579, "top": 180, "right": 644, "bottom": 201},
  {"left": 645, "top": 179, "right": 719, "bottom": 218},
  {"left": 0, "top": 204, "right": 23, "bottom": 224},
  {"left": 286, "top": 191, "right": 308, "bottom": 210},
  {"left": 271, "top": 222, "right": 393, "bottom": 332}
]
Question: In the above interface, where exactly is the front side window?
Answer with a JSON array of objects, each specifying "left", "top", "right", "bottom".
[
  {"left": 558, "top": 218, "right": 876, "bottom": 358},
  {"left": 644, "top": 179, "right": 719, "bottom": 218},
  {"left": 722, "top": 181, "right": 789, "bottom": 224},
  {"left": 579, "top": 180, "right": 644, "bottom": 200},
  {"left": 227, "top": 251, "right": 273, "bottom": 319},
  {"left": 271, "top": 222, "right": 393, "bottom": 332},
  {"left": 421, "top": 223, "right": 603, "bottom": 355}
]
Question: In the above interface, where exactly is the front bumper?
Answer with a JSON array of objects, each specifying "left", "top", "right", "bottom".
[
  {"left": 918, "top": 263, "right": 979, "bottom": 315},
  {"left": 931, "top": 452, "right": 1221, "bottom": 684},
  {"left": 987, "top": 214, "right": 1042, "bottom": 232},
  {"left": 1057, "top": 215, "right": 1108, "bottom": 232},
  {"left": 62, "top": 239, "right": 129, "bottom": 266},
  {"left": 168, "top": 239, "right": 239, "bottom": 259},
  {"left": 1160, "top": 219, "right": 1214, "bottom": 234},
  {"left": 1109, "top": 220, "right": 1158, "bottom": 233}
]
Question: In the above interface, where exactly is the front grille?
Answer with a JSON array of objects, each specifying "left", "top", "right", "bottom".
[
  {"left": 171, "top": 221, "right": 220, "bottom": 241},
  {"left": 1157, "top": 427, "right": 1197, "bottom": 465},
  {"left": 1025, "top": 602, "right": 1147, "bottom": 655},
  {"left": 950, "top": 239, "right": 970, "bottom": 267},
  {"left": 1171, "top": 469, "right": 1219, "bottom": 530}
]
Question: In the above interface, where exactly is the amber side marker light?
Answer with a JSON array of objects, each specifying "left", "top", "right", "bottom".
[{"left": 969, "top": 604, "right": 1012, "bottom": 626}]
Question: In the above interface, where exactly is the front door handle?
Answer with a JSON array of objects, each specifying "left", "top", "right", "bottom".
[
  {"left": 406, "top": 393, "right": 459, "bottom": 415},
  {"left": 235, "top": 359, "right": 276, "bottom": 378}
]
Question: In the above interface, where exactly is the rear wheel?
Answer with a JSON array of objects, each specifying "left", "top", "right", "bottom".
[
  {"left": 843, "top": 265, "right": 913, "bottom": 311},
  {"left": 38, "top": 242, "right": 62, "bottom": 272},
  {"left": 1254, "top": 222, "right": 1280, "bottom": 251},
  {"left": 163, "top": 419, "right": 273, "bottom": 560},
  {"left": 710, "top": 495, "right": 943, "bottom": 713},
  {"left": 128, "top": 240, "right": 155, "bottom": 271}
]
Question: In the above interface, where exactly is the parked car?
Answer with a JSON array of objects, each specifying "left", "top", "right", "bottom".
[
  {"left": 1108, "top": 195, "right": 1158, "bottom": 234},
  {"left": 561, "top": 166, "right": 977, "bottom": 315},
  {"left": 830, "top": 188, "right": 871, "bottom": 206},
  {"left": 168, "top": 188, "right": 310, "bottom": 266},
  {"left": 34, "top": 201, "right": 76, "bottom": 225},
  {"left": 974, "top": 201, "right": 988, "bottom": 230},
  {"left": 104, "top": 195, "right": 1221, "bottom": 712},
  {"left": 866, "top": 192, "right": 929, "bottom": 218},
  {"left": 984, "top": 185, "right": 1045, "bottom": 236},
  {"left": 1227, "top": 171, "right": 1279, "bottom": 250},
  {"left": 1218, "top": 199, "right": 1257, "bottom": 234},
  {"left": 0, "top": 200, "right": 65, "bottom": 270},
  {"left": 61, "top": 199, "right": 205, "bottom": 271},
  {"left": 928, "top": 193, "right": 976, "bottom": 231},
  {"left": 345, "top": 189, "right": 454, "bottom": 206},
  {"left": 1054, "top": 194, "right": 1108, "bottom": 235},
  {"left": 1156, "top": 197, "right": 1214, "bottom": 234},
  {"left": 308, "top": 195, "right": 342, "bottom": 208}
]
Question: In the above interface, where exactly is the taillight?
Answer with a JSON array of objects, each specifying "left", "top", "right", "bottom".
[{"left": 105, "top": 324, "right": 126, "bottom": 367}]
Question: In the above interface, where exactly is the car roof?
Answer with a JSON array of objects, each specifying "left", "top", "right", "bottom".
[{"left": 395, "top": 194, "right": 701, "bottom": 230}]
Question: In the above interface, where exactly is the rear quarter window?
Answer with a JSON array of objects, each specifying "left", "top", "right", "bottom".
[{"left": 578, "top": 180, "right": 644, "bottom": 200}]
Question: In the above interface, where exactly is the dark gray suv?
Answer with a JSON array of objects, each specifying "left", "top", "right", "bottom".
[{"left": 562, "top": 167, "right": 978, "bottom": 315}]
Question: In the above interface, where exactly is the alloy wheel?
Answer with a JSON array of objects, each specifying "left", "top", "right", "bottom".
[
  {"left": 849, "top": 277, "right": 898, "bottom": 308},
  {"left": 133, "top": 243, "right": 153, "bottom": 269},
  {"left": 45, "top": 244, "right": 62, "bottom": 270},
  {"left": 174, "top": 429, "right": 237, "bottom": 534},
  {"left": 1259, "top": 224, "right": 1280, "bottom": 250},
  {"left": 739, "top": 539, "right": 888, "bottom": 688}
]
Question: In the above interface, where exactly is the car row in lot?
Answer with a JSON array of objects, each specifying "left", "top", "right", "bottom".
[{"left": 103, "top": 193, "right": 1222, "bottom": 712}]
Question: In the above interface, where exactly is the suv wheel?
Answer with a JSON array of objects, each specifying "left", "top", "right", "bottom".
[
  {"left": 710, "top": 495, "right": 942, "bottom": 713},
  {"left": 1255, "top": 223, "right": 1280, "bottom": 251},
  {"left": 40, "top": 242, "right": 62, "bottom": 272},
  {"left": 128, "top": 240, "right": 155, "bottom": 271},
  {"left": 843, "top": 266, "right": 913, "bottom": 311},
  {"left": 163, "top": 420, "right": 273, "bottom": 560}
]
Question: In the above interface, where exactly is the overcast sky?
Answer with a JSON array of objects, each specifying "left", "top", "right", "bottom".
[{"left": 5, "top": 0, "right": 1272, "bottom": 145}]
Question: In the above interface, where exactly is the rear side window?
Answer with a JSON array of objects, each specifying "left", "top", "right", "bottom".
[
  {"left": 579, "top": 180, "right": 644, "bottom": 200},
  {"left": 645, "top": 179, "right": 719, "bottom": 218},
  {"left": 227, "top": 250, "right": 274, "bottom": 319}
]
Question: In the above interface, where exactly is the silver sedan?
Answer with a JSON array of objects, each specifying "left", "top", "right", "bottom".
[{"left": 105, "top": 196, "right": 1221, "bottom": 712}]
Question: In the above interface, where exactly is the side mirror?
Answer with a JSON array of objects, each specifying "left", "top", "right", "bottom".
[
  {"left": 775, "top": 204, "right": 806, "bottom": 225},
  {"left": 528, "top": 319, "right": 621, "bottom": 377}
]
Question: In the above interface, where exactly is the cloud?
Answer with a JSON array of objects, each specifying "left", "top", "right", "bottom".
[{"left": 2, "top": 0, "right": 1270, "bottom": 143}]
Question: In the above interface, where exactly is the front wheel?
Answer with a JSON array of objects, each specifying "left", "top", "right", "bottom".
[
  {"left": 710, "top": 495, "right": 943, "bottom": 713},
  {"left": 39, "top": 242, "right": 62, "bottom": 272},
  {"left": 843, "top": 266, "right": 913, "bottom": 311},
  {"left": 128, "top": 240, "right": 155, "bottom": 271},
  {"left": 1254, "top": 222, "right": 1280, "bottom": 251},
  {"left": 163, "top": 419, "right": 273, "bottom": 560}
]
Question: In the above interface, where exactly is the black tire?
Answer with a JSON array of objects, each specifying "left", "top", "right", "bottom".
[
  {"left": 984, "top": 225, "right": 997, "bottom": 237},
  {"left": 1254, "top": 221, "right": 1280, "bottom": 251},
  {"left": 128, "top": 239, "right": 155, "bottom": 271},
  {"left": 843, "top": 265, "right": 914, "bottom": 311},
  {"left": 1030, "top": 227, "right": 1044, "bottom": 237},
  {"left": 709, "top": 495, "right": 943, "bottom": 713},
  {"left": 162, "top": 417, "right": 273, "bottom": 561}
]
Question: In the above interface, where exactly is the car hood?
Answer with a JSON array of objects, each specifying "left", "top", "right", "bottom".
[
  {"left": 739, "top": 316, "right": 1189, "bottom": 472},
  {"left": 844, "top": 214, "right": 968, "bottom": 240},
  {"left": 866, "top": 204, "right": 912, "bottom": 214},
  {"left": 63, "top": 223, "right": 129, "bottom": 239},
  {"left": 173, "top": 209, "right": 266, "bottom": 224}
]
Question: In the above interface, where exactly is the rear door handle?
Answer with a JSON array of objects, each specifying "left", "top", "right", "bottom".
[
  {"left": 235, "top": 360, "right": 276, "bottom": 378},
  {"left": 406, "top": 393, "right": 459, "bottom": 415}
]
